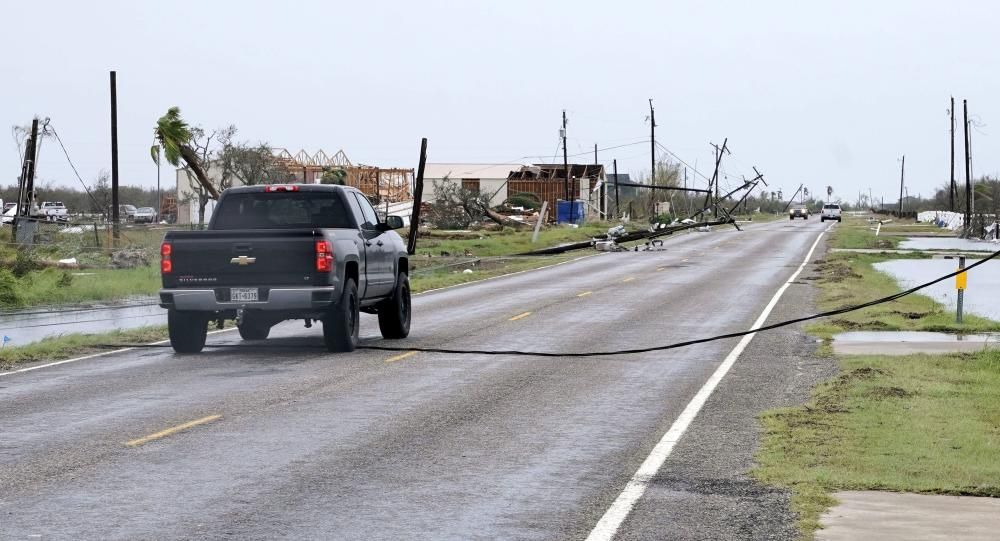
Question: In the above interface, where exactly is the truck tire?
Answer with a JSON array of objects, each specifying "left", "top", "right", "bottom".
[
  {"left": 378, "top": 272, "right": 411, "bottom": 339},
  {"left": 323, "top": 278, "right": 359, "bottom": 352},
  {"left": 237, "top": 314, "right": 271, "bottom": 340},
  {"left": 168, "top": 309, "right": 208, "bottom": 354}
]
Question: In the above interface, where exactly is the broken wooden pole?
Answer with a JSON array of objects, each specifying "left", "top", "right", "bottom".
[{"left": 406, "top": 137, "right": 427, "bottom": 255}]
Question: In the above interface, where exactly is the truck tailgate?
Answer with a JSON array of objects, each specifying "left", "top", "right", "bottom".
[{"left": 164, "top": 229, "right": 320, "bottom": 288}]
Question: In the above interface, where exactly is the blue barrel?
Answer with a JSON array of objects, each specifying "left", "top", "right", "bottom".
[{"left": 556, "top": 199, "right": 585, "bottom": 224}]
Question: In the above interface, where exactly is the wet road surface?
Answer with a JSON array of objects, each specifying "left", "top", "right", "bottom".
[{"left": 0, "top": 219, "right": 834, "bottom": 540}]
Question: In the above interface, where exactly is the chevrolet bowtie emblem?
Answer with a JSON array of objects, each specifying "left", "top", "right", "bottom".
[{"left": 230, "top": 256, "right": 257, "bottom": 266}]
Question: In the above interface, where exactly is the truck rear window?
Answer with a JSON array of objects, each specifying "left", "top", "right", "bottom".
[
  {"left": 212, "top": 192, "right": 353, "bottom": 230},
  {"left": 823, "top": 204, "right": 840, "bottom": 209}
]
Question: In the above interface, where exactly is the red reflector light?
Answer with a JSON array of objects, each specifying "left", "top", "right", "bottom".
[
  {"left": 265, "top": 185, "right": 299, "bottom": 192},
  {"left": 161, "top": 242, "right": 172, "bottom": 257},
  {"left": 161, "top": 259, "right": 173, "bottom": 273},
  {"left": 315, "top": 240, "right": 333, "bottom": 272}
]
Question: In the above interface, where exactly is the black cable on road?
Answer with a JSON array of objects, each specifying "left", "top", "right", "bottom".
[
  {"left": 356, "top": 248, "right": 1000, "bottom": 357},
  {"left": 92, "top": 248, "right": 1000, "bottom": 358}
]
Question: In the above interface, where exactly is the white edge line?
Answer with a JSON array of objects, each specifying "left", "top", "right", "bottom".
[
  {"left": 585, "top": 224, "right": 832, "bottom": 541},
  {"left": 0, "top": 327, "right": 236, "bottom": 378}
]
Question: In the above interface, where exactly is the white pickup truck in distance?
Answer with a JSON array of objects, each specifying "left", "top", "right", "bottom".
[{"left": 821, "top": 203, "right": 842, "bottom": 222}]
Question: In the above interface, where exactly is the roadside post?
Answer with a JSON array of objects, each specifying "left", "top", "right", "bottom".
[
  {"left": 956, "top": 256, "right": 967, "bottom": 323},
  {"left": 532, "top": 201, "right": 549, "bottom": 243}
]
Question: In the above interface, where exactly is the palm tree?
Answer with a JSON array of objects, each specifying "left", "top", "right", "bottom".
[{"left": 152, "top": 107, "right": 220, "bottom": 199}]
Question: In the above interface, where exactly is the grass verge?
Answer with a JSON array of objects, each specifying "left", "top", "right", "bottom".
[
  {"left": 753, "top": 213, "right": 1000, "bottom": 539},
  {"left": 0, "top": 326, "right": 170, "bottom": 370},
  {"left": 753, "top": 350, "right": 1000, "bottom": 538}
]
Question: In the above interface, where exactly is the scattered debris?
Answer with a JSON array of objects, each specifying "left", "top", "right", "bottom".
[{"left": 110, "top": 250, "right": 150, "bottom": 269}]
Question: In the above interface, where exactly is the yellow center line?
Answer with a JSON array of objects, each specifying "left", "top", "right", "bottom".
[
  {"left": 126, "top": 414, "right": 222, "bottom": 447},
  {"left": 509, "top": 311, "right": 532, "bottom": 321},
  {"left": 682, "top": 258, "right": 690, "bottom": 262},
  {"left": 656, "top": 267, "right": 666, "bottom": 272},
  {"left": 577, "top": 291, "right": 593, "bottom": 297},
  {"left": 622, "top": 277, "right": 635, "bottom": 283},
  {"left": 385, "top": 350, "right": 418, "bottom": 363}
]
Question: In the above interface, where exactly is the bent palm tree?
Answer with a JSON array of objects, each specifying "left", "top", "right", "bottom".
[{"left": 153, "top": 107, "right": 220, "bottom": 199}]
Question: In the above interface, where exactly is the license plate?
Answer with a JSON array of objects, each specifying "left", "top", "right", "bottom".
[{"left": 230, "top": 288, "right": 259, "bottom": 302}]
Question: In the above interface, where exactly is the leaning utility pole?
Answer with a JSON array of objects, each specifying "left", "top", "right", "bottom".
[
  {"left": 407, "top": 138, "right": 428, "bottom": 255},
  {"left": 12, "top": 118, "right": 39, "bottom": 242},
  {"left": 950, "top": 96, "right": 956, "bottom": 212},
  {"left": 708, "top": 139, "right": 729, "bottom": 218},
  {"left": 110, "top": 70, "right": 120, "bottom": 241},
  {"left": 898, "top": 155, "right": 905, "bottom": 216},
  {"left": 963, "top": 99, "right": 971, "bottom": 235}
]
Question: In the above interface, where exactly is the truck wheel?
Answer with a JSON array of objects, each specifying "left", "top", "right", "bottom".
[
  {"left": 323, "top": 278, "right": 359, "bottom": 352},
  {"left": 378, "top": 273, "right": 411, "bottom": 339},
  {"left": 168, "top": 309, "right": 208, "bottom": 354},
  {"left": 237, "top": 314, "right": 270, "bottom": 340}
]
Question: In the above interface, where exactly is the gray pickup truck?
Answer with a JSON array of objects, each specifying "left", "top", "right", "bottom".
[{"left": 159, "top": 184, "right": 411, "bottom": 354}]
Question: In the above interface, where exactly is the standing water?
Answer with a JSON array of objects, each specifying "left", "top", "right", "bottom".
[
  {"left": 0, "top": 300, "right": 165, "bottom": 348},
  {"left": 875, "top": 259, "right": 1000, "bottom": 321}
]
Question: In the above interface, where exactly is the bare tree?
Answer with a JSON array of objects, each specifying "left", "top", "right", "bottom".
[{"left": 221, "top": 141, "right": 289, "bottom": 186}]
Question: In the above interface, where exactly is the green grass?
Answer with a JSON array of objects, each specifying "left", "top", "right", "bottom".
[
  {"left": 0, "top": 326, "right": 170, "bottom": 369},
  {"left": 6, "top": 266, "right": 161, "bottom": 308},
  {"left": 753, "top": 351, "right": 1000, "bottom": 538},
  {"left": 827, "top": 215, "right": 900, "bottom": 250}
]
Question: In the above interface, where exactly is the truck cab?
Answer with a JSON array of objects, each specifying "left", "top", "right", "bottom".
[{"left": 159, "top": 184, "right": 411, "bottom": 354}]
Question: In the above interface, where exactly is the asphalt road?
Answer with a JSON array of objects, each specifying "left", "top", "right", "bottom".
[{"left": 0, "top": 219, "right": 836, "bottom": 540}]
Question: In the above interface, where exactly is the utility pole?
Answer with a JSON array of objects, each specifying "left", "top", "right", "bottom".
[
  {"left": 407, "top": 138, "right": 428, "bottom": 255},
  {"left": 648, "top": 99, "right": 656, "bottom": 186},
  {"left": 964, "top": 99, "right": 971, "bottom": 235},
  {"left": 12, "top": 118, "right": 39, "bottom": 242},
  {"left": 156, "top": 145, "right": 162, "bottom": 223},
  {"left": 950, "top": 96, "right": 956, "bottom": 212},
  {"left": 562, "top": 110, "right": 570, "bottom": 222},
  {"left": 613, "top": 159, "right": 620, "bottom": 220},
  {"left": 110, "top": 70, "right": 120, "bottom": 242},
  {"left": 708, "top": 139, "right": 729, "bottom": 218},
  {"left": 898, "top": 154, "right": 905, "bottom": 216}
]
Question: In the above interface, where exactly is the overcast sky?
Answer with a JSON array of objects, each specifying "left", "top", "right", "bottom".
[{"left": 3, "top": 0, "right": 998, "bottom": 204}]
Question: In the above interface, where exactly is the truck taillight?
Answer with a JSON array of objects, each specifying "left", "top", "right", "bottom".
[
  {"left": 316, "top": 240, "right": 333, "bottom": 272},
  {"left": 161, "top": 242, "right": 173, "bottom": 273}
]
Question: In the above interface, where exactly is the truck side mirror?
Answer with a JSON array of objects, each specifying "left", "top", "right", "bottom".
[{"left": 383, "top": 215, "right": 405, "bottom": 230}]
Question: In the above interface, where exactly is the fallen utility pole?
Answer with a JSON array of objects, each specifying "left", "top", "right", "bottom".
[
  {"left": 519, "top": 218, "right": 735, "bottom": 256},
  {"left": 406, "top": 137, "right": 428, "bottom": 255}
]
